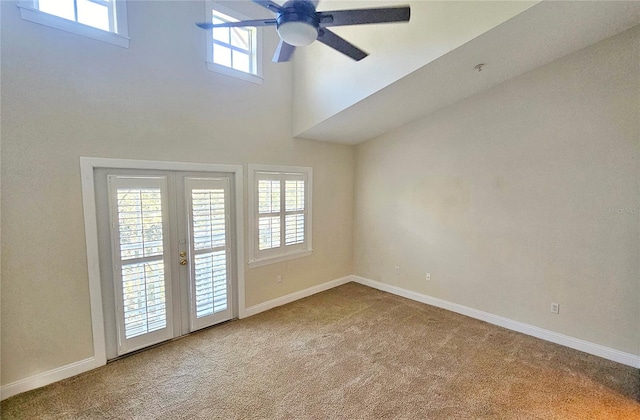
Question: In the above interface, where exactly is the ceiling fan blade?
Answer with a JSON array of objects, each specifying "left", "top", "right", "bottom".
[
  {"left": 272, "top": 40, "right": 296, "bottom": 62},
  {"left": 318, "top": 6, "right": 410, "bottom": 27},
  {"left": 196, "top": 19, "right": 276, "bottom": 29},
  {"left": 316, "top": 28, "right": 368, "bottom": 61},
  {"left": 251, "top": 0, "right": 284, "bottom": 13}
]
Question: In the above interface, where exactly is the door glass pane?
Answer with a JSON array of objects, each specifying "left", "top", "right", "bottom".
[
  {"left": 194, "top": 251, "right": 227, "bottom": 317},
  {"left": 190, "top": 187, "right": 228, "bottom": 318},
  {"left": 116, "top": 188, "right": 163, "bottom": 260},
  {"left": 121, "top": 261, "right": 166, "bottom": 338},
  {"left": 113, "top": 184, "right": 168, "bottom": 343},
  {"left": 192, "top": 189, "right": 226, "bottom": 250}
]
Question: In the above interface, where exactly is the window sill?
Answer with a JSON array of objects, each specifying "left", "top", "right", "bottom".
[
  {"left": 248, "top": 249, "right": 312, "bottom": 268},
  {"left": 18, "top": 5, "right": 130, "bottom": 48},
  {"left": 206, "top": 62, "right": 263, "bottom": 85}
]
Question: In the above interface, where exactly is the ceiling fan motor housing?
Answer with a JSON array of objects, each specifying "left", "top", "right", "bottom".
[{"left": 276, "top": 0, "right": 320, "bottom": 46}]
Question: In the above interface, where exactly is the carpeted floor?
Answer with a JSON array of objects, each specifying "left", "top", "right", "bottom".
[{"left": 2, "top": 283, "right": 639, "bottom": 419}]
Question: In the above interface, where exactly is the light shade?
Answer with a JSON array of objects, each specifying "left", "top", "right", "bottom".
[{"left": 277, "top": 21, "right": 317, "bottom": 47}]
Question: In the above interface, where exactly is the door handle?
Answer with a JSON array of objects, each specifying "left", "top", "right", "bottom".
[
  {"left": 180, "top": 259, "right": 187, "bottom": 265},
  {"left": 179, "top": 251, "right": 186, "bottom": 257}
]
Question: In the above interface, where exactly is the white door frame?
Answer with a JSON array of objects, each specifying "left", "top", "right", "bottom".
[{"left": 80, "top": 157, "right": 246, "bottom": 366}]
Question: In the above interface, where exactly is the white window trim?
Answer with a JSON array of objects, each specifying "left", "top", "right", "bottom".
[
  {"left": 17, "top": 0, "right": 130, "bottom": 48},
  {"left": 204, "top": 1, "right": 263, "bottom": 85},
  {"left": 248, "top": 164, "right": 313, "bottom": 268}
]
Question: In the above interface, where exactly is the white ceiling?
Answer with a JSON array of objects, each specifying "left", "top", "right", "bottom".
[{"left": 295, "top": 1, "right": 640, "bottom": 145}]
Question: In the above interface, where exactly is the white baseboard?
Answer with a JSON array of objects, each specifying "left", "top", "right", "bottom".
[
  {"left": 242, "top": 275, "right": 353, "bottom": 318},
  {"left": 1, "top": 275, "right": 352, "bottom": 401},
  {"left": 1, "top": 357, "right": 101, "bottom": 401},
  {"left": 3, "top": 274, "right": 637, "bottom": 401},
  {"left": 352, "top": 276, "right": 640, "bottom": 369}
]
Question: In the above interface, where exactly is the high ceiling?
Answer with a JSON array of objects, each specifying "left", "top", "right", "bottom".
[{"left": 293, "top": 1, "right": 640, "bottom": 145}]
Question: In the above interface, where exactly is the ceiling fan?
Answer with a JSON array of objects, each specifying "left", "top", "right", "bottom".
[{"left": 196, "top": 0, "right": 410, "bottom": 62}]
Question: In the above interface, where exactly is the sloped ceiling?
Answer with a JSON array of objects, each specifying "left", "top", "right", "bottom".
[{"left": 292, "top": 1, "right": 640, "bottom": 144}]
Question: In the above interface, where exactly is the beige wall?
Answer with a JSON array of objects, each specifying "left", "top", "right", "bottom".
[
  {"left": 354, "top": 27, "right": 640, "bottom": 355},
  {"left": 0, "top": 1, "right": 354, "bottom": 386}
]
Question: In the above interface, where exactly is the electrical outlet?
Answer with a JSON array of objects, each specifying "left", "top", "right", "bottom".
[
  {"left": 551, "top": 303, "right": 559, "bottom": 314},
  {"left": 394, "top": 266, "right": 400, "bottom": 275},
  {"left": 425, "top": 273, "right": 431, "bottom": 282},
  {"left": 276, "top": 274, "right": 282, "bottom": 283}
]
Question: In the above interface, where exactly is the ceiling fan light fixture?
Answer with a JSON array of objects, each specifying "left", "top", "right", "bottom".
[{"left": 277, "top": 21, "right": 318, "bottom": 47}]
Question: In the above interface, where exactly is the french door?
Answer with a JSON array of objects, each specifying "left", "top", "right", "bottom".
[{"left": 98, "top": 170, "right": 236, "bottom": 358}]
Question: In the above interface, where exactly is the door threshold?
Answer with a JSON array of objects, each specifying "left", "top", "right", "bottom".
[{"left": 106, "top": 317, "right": 239, "bottom": 363}]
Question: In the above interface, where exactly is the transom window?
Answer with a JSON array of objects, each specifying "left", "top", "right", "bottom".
[
  {"left": 248, "top": 165, "right": 312, "bottom": 267},
  {"left": 205, "top": 2, "right": 263, "bottom": 85},
  {"left": 212, "top": 10, "right": 255, "bottom": 74},
  {"left": 18, "top": 0, "right": 129, "bottom": 47},
  {"left": 37, "top": 0, "right": 115, "bottom": 32}
]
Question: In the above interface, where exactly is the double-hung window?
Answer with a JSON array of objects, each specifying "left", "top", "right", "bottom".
[
  {"left": 248, "top": 165, "right": 312, "bottom": 267},
  {"left": 18, "top": 0, "right": 130, "bottom": 47},
  {"left": 205, "top": 2, "right": 262, "bottom": 85}
]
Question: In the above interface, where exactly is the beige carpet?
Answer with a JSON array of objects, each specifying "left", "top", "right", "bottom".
[{"left": 2, "top": 283, "right": 639, "bottom": 419}]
